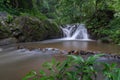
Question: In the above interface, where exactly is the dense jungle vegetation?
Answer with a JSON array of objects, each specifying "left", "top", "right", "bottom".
[{"left": 0, "top": 0, "right": 120, "bottom": 44}]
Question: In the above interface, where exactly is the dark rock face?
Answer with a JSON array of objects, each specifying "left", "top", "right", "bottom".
[
  {"left": 0, "top": 25, "right": 10, "bottom": 39},
  {"left": 0, "top": 38, "right": 17, "bottom": 46},
  {"left": 0, "top": 12, "right": 8, "bottom": 21},
  {"left": 11, "top": 16, "right": 62, "bottom": 42}
]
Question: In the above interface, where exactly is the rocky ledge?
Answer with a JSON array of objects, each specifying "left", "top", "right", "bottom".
[{"left": 16, "top": 46, "right": 120, "bottom": 62}]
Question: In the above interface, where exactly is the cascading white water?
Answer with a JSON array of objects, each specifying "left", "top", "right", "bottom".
[{"left": 61, "top": 24, "right": 89, "bottom": 40}]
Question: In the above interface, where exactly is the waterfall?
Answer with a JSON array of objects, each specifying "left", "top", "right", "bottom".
[{"left": 61, "top": 24, "right": 89, "bottom": 40}]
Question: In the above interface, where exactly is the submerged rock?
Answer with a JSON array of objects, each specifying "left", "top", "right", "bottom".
[
  {"left": 0, "top": 48, "right": 3, "bottom": 52},
  {"left": 0, "top": 38, "right": 17, "bottom": 46},
  {"left": 97, "top": 37, "right": 112, "bottom": 43},
  {"left": 15, "top": 46, "right": 120, "bottom": 62}
]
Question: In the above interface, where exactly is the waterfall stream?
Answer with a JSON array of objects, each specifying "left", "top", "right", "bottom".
[{"left": 61, "top": 24, "right": 89, "bottom": 40}]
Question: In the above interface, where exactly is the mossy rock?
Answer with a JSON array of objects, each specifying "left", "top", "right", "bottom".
[
  {"left": 11, "top": 16, "right": 62, "bottom": 42},
  {"left": 0, "top": 12, "right": 16, "bottom": 40},
  {"left": 0, "top": 21, "right": 11, "bottom": 39},
  {"left": 43, "top": 20, "right": 62, "bottom": 39}
]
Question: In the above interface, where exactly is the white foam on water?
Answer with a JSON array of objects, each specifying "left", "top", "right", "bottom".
[{"left": 61, "top": 24, "right": 90, "bottom": 40}]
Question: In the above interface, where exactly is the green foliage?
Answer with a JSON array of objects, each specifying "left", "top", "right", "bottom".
[
  {"left": 0, "top": 0, "right": 22, "bottom": 15},
  {"left": 108, "top": 17, "right": 120, "bottom": 44},
  {"left": 23, "top": 71, "right": 37, "bottom": 80},
  {"left": 38, "top": 0, "right": 58, "bottom": 19},
  {"left": 6, "top": 14, "right": 14, "bottom": 23},
  {"left": 103, "top": 63, "right": 120, "bottom": 80},
  {"left": 56, "top": 0, "right": 93, "bottom": 24},
  {"left": 23, "top": 54, "right": 120, "bottom": 80}
]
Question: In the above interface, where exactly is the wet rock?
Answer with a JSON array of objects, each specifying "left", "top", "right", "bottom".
[
  {"left": 17, "top": 45, "right": 25, "bottom": 49},
  {"left": 87, "top": 51, "right": 95, "bottom": 55},
  {"left": 60, "top": 50, "right": 68, "bottom": 55},
  {"left": 117, "top": 56, "right": 120, "bottom": 59},
  {"left": 0, "top": 12, "right": 8, "bottom": 21},
  {"left": 0, "top": 38, "right": 17, "bottom": 46},
  {"left": 68, "top": 50, "right": 74, "bottom": 54},
  {"left": 79, "top": 50, "right": 87, "bottom": 55},
  {"left": 15, "top": 46, "right": 120, "bottom": 62},
  {"left": 97, "top": 37, "right": 112, "bottom": 43},
  {"left": 0, "top": 48, "right": 3, "bottom": 52},
  {"left": 73, "top": 50, "right": 79, "bottom": 55},
  {"left": 67, "top": 50, "right": 120, "bottom": 62},
  {"left": 0, "top": 22, "right": 11, "bottom": 39}
]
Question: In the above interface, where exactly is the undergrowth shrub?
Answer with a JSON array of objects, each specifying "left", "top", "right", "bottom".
[
  {"left": 23, "top": 54, "right": 120, "bottom": 80},
  {"left": 108, "top": 17, "right": 120, "bottom": 44}
]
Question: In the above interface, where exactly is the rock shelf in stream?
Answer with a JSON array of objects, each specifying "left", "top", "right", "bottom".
[
  {"left": 16, "top": 46, "right": 120, "bottom": 62},
  {"left": 68, "top": 50, "right": 120, "bottom": 62}
]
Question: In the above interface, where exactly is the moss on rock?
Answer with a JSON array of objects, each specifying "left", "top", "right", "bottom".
[
  {"left": 0, "top": 21, "right": 11, "bottom": 39},
  {"left": 11, "top": 16, "right": 62, "bottom": 42}
]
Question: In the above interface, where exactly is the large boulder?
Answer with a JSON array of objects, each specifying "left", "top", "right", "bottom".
[{"left": 11, "top": 16, "right": 62, "bottom": 42}]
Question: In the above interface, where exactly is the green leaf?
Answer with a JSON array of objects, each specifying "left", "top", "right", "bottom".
[
  {"left": 39, "top": 70, "right": 46, "bottom": 76},
  {"left": 22, "top": 71, "right": 37, "bottom": 80},
  {"left": 86, "top": 54, "right": 104, "bottom": 64},
  {"left": 68, "top": 55, "right": 84, "bottom": 63}
]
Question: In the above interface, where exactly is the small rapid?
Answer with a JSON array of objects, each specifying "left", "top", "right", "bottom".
[{"left": 61, "top": 24, "right": 89, "bottom": 40}]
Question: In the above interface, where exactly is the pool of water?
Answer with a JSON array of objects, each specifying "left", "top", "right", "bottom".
[
  {"left": 0, "top": 39, "right": 120, "bottom": 80},
  {"left": 20, "top": 39, "right": 120, "bottom": 54}
]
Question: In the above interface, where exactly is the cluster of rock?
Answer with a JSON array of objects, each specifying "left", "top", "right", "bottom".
[
  {"left": 16, "top": 45, "right": 120, "bottom": 62},
  {"left": 68, "top": 50, "right": 120, "bottom": 62}
]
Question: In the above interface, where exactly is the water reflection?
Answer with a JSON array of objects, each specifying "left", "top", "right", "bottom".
[
  {"left": 20, "top": 40, "right": 120, "bottom": 53},
  {"left": 62, "top": 41, "right": 88, "bottom": 50}
]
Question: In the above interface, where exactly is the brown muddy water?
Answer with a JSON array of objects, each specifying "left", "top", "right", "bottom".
[
  {"left": 20, "top": 39, "right": 120, "bottom": 54},
  {"left": 0, "top": 40, "right": 120, "bottom": 80}
]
